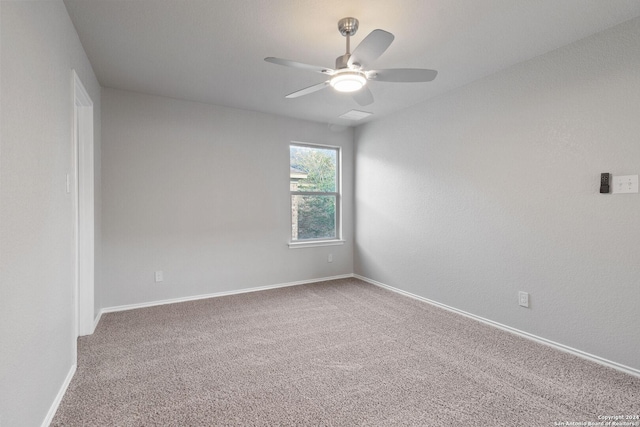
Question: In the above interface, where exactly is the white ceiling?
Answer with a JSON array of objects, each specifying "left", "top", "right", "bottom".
[{"left": 64, "top": 0, "right": 640, "bottom": 126}]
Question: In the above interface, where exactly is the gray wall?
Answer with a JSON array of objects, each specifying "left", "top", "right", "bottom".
[
  {"left": 101, "top": 88, "right": 353, "bottom": 308},
  {"left": 0, "top": 1, "right": 101, "bottom": 425},
  {"left": 354, "top": 18, "right": 640, "bottom": 371},
  {"left": 2, "top": 5, "right": 637, "bottom": 425}
]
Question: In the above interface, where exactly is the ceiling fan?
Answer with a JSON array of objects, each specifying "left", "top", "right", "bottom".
[{"left": 265, "top": 17, "right": 437, "bottom": 106}]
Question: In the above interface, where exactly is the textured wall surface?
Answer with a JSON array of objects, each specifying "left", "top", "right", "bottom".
[
  {"left": 0, "top": 1, "right": 101, "bottom": 425},
  {"left": 101, "top": 88, "right": 353, "bottom": 308},
  {"left": 354, "top": 18, "right": 640, "bottom": 370}
]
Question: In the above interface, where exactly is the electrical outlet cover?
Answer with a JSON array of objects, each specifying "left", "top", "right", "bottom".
[
  {"left": 518, "top": 291, "right": 529, "bottom": 308},
  {"left": 612, "top": 175, "right": 639, "bottom": 194}
]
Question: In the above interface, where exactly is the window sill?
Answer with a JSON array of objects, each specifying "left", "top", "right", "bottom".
[{"left": 288, "top": 239, "right": 345, "bottom": 249}]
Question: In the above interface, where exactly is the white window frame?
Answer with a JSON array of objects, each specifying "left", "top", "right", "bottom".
[{"left": 289, "top": 142, "right": 344, "bottom": 249}]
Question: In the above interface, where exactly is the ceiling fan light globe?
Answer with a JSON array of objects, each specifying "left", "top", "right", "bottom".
[{"left": 330, "top": 72, "right": 366, "bottom": 92}]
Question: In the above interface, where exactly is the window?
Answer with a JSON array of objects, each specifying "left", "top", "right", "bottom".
[{"left": 290, "top": 143, "right": 341, "bottom": 245}]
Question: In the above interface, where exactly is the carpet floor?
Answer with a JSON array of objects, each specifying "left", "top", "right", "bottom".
[{"left": 52, "top": 278, "right": 640, "bottom": 426}]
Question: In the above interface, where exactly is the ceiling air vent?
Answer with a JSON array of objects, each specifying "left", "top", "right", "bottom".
[{"left": 338, "top": 110, "right": 373, "bottom": 121}]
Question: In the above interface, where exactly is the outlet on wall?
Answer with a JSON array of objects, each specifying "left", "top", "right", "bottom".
[
  {"left": 612, "top": 175, "right": 639, "bottom": 194},
  {"left": 518, "top": 291, "right": 529, "bottom": 308},
  {"left": 328, "top": 253, "right": 333, "bottom": 263},
  {"left": 155, "top": 271, "right": 163, "bottom": 282}
]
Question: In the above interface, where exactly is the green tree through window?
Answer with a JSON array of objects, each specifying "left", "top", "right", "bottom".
[{"left": 290, "top": 144, "right": 340, "bottom": 241}]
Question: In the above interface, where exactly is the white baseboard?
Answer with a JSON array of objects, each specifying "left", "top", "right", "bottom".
[
  {"left": 41, "top": 364, "right": 76, "bottom": 427},
  {"left": 98, "top": 274, "right": 354, "bottom": 318},
  {"left": 354, "top": 274, "right": 640, "bottom": 379},
  {"left": 93, "top": 311, "right": 102, "bottom": 332}
]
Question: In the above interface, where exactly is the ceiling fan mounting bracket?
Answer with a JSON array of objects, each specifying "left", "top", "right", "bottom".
[
  {"left": 338, "top": 17, "right": 359, "bottom": 37},
  {"left": 335, "top": 53, "right": 352, "bottom": 70}
]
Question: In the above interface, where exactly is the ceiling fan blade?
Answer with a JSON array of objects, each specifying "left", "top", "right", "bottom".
[
  {"left": 371, "top": 68, "right": 438, "bottom": 82},
  {"left": 285, "top": 81, "right": 330, "bottom": 98},
  {"left": 348, "top": 29, "right": 394, "bottom": 68},
  {"left": 265, "top": 57, "right": 333, "bottom": 75},
  {"left": 352, "top": 86, "right": 374, "bottom": 106}
]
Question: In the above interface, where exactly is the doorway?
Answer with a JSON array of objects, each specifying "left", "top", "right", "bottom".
[{"left": 72, "top": 70, "right": 95, "bottom": 342}]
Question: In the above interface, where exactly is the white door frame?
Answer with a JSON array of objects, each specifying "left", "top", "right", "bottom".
[{"left": 72, "top": 70, "right": 95, "bottom": 339}]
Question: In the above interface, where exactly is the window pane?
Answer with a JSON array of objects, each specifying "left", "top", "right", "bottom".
[
  {"left": 290, "top": 145, "right": 336, "bottom": 192},
  {"left": 291, "top": 195, "right": 336, "bottom": 240}
]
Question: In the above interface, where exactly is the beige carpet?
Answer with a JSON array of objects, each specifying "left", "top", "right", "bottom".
[{"left": 52, "top": 278, "right": 640, "bottom": 426}]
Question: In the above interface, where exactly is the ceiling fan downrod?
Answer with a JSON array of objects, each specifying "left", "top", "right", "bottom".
[{"left": 337, "top": 17, "right": 359, "bottom": 69}]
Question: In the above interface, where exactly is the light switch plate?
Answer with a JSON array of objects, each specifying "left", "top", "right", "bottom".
[{"left": 612, "top": 175, "right": 638, "bottom": 194}]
